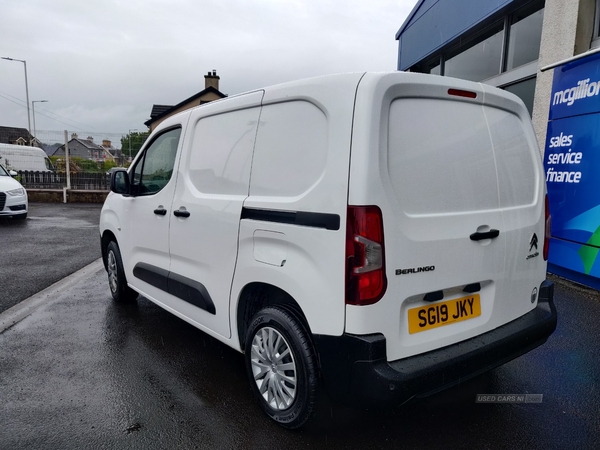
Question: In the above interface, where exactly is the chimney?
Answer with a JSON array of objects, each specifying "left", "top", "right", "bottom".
[
  {"left": 102, "top": 139, "right": 111, "bottom": 147},
  {"left": 87, "top": 136, "right": 94, "bottom": 142},
  {"left": 204, "top": 69, "right": 220, "bottom": 91},
  {"left": 71, "top": 133, "right": 78, "bottom": 139}
]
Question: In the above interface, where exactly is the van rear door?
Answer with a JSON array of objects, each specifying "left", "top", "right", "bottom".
[{"left": 346, "top": 73, "right": 546, "bottom": 361}]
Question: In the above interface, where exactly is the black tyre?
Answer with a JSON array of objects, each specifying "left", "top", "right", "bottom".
[
  {"left": 106, "top": 241, "right": 138, "bottom": 302},
  {"left": 13, "top": 213, "right": 27, "bottom": 220},
  {"left": 245, "top": 306, "right": 318, "bottom": 429}
]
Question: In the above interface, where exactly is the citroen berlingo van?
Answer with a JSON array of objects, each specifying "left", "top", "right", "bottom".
[{"left": 100, "top": 72, "right": 557, "bottom": 428}]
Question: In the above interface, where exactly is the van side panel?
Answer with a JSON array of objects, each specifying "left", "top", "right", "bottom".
[{"left": 231, "top": 74, "right": 364, "bottom": 338}]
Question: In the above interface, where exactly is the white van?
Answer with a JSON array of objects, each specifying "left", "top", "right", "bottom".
[
  {"left": 100, "top": 72, "right": 557, "bottom": 428},
  {"left": 0, "top": 143, "right": 54, "bottom": 172}
]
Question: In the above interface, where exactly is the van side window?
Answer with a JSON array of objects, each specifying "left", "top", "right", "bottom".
[{"left": 131, "top": 127, "right": 181, "bottom": 196}]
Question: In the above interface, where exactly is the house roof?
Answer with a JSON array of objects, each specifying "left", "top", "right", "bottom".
[
  {"left": 150, "top": 105, "right": 173, "bottom": 119},
  {"left": 0, "top": 126, "right": 33, "bottom": 145},
  {"left": 144, "top": 86, "right": 227, "bottom": 127},
  {"left": 74, "top": 138, "right": 103, "bottom": 149}
]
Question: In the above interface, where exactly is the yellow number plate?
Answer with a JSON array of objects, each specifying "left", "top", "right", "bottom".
[{"left": 408, "top": 294, "right": 481, "bottom": 334}]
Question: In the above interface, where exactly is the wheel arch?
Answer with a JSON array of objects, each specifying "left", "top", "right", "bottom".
[
  {"left": 236, "top": 282, "right": 312, "bottom": 353},
  {"left": 100, "top": 230, "right": 118, "bottom": 271}
]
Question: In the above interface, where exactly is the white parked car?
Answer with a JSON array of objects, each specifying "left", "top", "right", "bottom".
[
  {"left": 100, "top": 72, "right": 557, "bottom": 428},
  {"left": 0, "top": 163, "right": 27, "bottom": 220}
]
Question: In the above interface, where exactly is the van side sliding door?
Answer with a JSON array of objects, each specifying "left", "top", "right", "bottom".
[{"left": 167, "top": 91, "right": 264, "bottom": 338}]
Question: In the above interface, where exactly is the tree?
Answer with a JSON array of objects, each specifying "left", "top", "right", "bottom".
[{"left": 120, "top": 131, "right": 150, "bottom": 161}]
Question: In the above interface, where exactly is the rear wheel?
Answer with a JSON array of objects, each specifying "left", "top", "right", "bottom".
[
  {"left": 106, "top": 241, "right": 138, "bottom": 302},
  {"left": 245, "top": 306, "right": 318, "bottom": 429}
]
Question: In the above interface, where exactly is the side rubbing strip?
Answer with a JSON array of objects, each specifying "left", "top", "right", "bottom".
[
  {"left": 133, "top": 262, "right": 169, "bottom": 292},
  {"left": 167, "top": 272, "right": 216, "bottom": 315},
  {"left": 132, "top": 263, "right": 216, "bottom": 315},
  {"left": 241, "top": 207, "right": 340, "bottom": 231}
]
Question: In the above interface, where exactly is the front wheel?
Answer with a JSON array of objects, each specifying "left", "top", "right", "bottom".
[
  {"left": 106, "top": 241, "right": 138, "bottom": 302},
  {"left": 245, "top": 306, "right": 318, "bottom": 429}
]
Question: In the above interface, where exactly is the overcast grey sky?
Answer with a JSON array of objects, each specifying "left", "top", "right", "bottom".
[{"left": 0, "top": 0, "right": 414, "bottom": 138}]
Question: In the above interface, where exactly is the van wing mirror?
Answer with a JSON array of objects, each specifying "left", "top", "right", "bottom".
[{"left": 110, "top": 169, "right": 131, "bottom": 195}]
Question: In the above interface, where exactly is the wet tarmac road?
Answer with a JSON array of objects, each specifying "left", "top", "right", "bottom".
[
  {"left": 0, "top": 203, "right": 102, "bottom": 313},
  {"left": 0, "top": 261, "right": 599, "bottom": 449}
]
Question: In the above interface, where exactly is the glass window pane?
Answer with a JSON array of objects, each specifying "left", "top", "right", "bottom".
[
  {"left": 596, "top": 1, "right": 600, "bottom": 39},
  {"left": 132, "top": 154, "right": 143, "bottom": 186},
  {"left": 503, "top": 77, "right": 537, "bottom": 116},
  {"left": 444, "top": 25, "right": 504, "bottom": 81},
  {"left": 507, "top": 7, "right": 544, "bottom": 70},
  {"left": 430, "top": 63, "right": 441, "bottom": 75},
  {"left": 138, "top": 128, "right": 181, "bottom": 195}
]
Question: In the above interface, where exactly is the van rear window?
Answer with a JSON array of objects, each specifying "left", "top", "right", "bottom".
[{"left": 387, "top": 98, "right": 536, "bottom": 215}]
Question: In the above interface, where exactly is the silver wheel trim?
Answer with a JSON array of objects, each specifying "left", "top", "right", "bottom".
[
  {"left": 250, "top": 326, "right": 297, "bottom": 411},
  {"left": 107, "top": 250, "right": 118, "bottom": 294}
]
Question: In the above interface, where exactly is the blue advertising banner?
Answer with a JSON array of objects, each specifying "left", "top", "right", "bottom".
[
  {"left": 549, "top": 51, "right": 600, "bottom": 121},
  {"left": 546, "top": 51, "right": 600, "bottom": 287}
]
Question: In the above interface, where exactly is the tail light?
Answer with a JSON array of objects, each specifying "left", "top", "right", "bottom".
[
  {"left": 544, "top": 194, "right": 551, "bottom": 261},
  {"left": 345, "top": 206, "right": 387, "bottom": 305}
]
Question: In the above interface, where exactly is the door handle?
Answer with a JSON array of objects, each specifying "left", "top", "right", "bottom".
[
  {"left": 154, "top": 208, "right": 167, "bottom": 216},
  {"left": 470, "top": 229, "right": 500, "bottom": 241},
  {"left": 173, "top": 209, "right": 190, "bottom": 218}
]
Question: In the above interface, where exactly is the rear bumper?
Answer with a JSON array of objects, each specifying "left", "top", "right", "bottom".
[{"left": 313, "top": 280, "right": 557, "bottom": 407}]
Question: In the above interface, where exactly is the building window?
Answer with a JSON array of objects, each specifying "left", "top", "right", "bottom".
[
  {"left": 506, "top": 5, "right": 545, "bottom": 71},
  {"left": 593, "top": 0, "right": 600, "bottom": 48},
  {"left": 444, "top": 23, "right": 504, "bottom": 81},
  {"left": 409, "top": 1, "right": 544, "bottom": 116},
  {"left": 413, "top": 1, "right": 544, "bottom": 82},
  {"left": 503, "top": 77, "right": 537, "bottom": 116}
]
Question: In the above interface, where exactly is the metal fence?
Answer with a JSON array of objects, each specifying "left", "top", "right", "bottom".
[
  {"left": 1, "top": 129, "right": 144, "bottom": 193},
  {"left": 17, "top": 170, "right": 111, "bottom": 190}
]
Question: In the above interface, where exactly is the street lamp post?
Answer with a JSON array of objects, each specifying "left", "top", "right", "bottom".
[
  {"left": 128, "top": 129, "right": 138, "bottom": 162},
  {"left": 1, "top": 57, "right": 31, "bottom": 140},
  {"left": 32, "top": 100, "right": 48, "bottom": 146}
]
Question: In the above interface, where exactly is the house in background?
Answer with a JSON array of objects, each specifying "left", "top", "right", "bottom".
[
  {"left": 53, "top": 134, "right": 120, "bottom": 162},
  {"left": 0, "top": 126, "right": 37, "bottom": 147},
  {"left": 144, "top": 70, "right": 226, "bottom": 132}
]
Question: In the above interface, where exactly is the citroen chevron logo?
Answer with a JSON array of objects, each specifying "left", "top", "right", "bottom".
[{"left": 530, "top": 233, "right": 539, "bottom": 252}]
